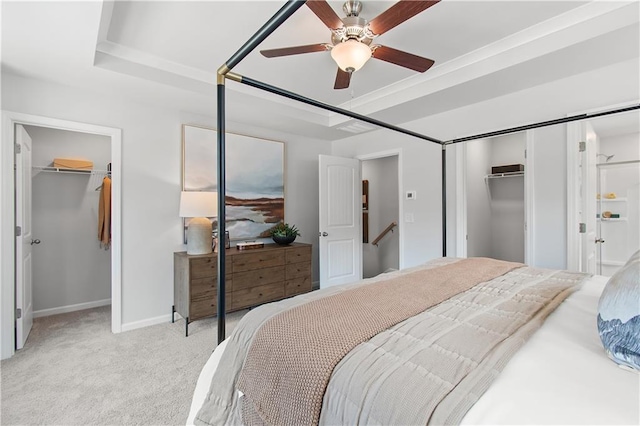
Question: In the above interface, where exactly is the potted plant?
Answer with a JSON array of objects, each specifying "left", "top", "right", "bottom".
[{"left": 270, "top": 222, "right": 301, "bottom": 245}]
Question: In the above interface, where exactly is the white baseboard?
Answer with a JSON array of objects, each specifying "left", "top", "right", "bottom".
[
  {"left": 33, "top": 299, "right": 111, "bottom": 318},
  {"left": 121, "top": 313, "right": 173, "bottom": 332}
]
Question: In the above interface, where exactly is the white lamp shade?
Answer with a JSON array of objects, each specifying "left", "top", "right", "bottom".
[
  {"left": 179, "top": 191, "right": 218, "bottom": 218},
  {"left": 331, "top": 39, "right": 372, "bottom": 72}
]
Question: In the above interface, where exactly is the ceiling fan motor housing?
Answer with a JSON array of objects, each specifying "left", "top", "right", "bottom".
[
  {"left": 343, "top": 0, "right": 363, "bottom": 16},
  {"left": 332, "top": 16, "right": 373, "bottom": 45}
]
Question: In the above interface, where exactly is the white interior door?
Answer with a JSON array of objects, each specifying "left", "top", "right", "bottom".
[
  {"left": 319, "top": 155, "right": 362, "bottom": 288},
  {"left": 16, "top": 124, "right": 34, "bottom": 349},
  {"left": 580, "top": 123, "right": 598, "bottom": 274}
]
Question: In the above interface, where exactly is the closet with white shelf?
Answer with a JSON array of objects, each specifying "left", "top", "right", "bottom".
[
  {"left": 26, "top": 125, "right": 112, "bottom": 321},
  {"left": 465, "top": 132, "right": 526, "bottom": 263}
]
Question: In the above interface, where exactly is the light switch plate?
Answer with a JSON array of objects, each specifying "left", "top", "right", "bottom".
[
  {"left": 404, "top": 213, "right": 414, "bottom": 223},
  {"left": 406, "top": 191, "right": 417, "bottom": 200}
]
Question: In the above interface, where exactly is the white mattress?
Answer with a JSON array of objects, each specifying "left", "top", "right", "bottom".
[{"left": 187, "top": 275, "right": 640, "bottom": 425}]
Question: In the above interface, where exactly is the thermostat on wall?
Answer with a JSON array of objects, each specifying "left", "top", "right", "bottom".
[{"left": 406, "top": 191, "right": 417, "bottom": 200}]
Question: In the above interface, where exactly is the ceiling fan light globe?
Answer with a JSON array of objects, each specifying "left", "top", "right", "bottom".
[{"left": 331, "top": 39, "right": 371, "bottom": 72}]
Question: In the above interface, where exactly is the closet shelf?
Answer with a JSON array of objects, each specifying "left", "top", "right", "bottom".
[
  {"left": 32, "top": 166, "right": 110, "bottom": 176},
  {"left": 485, "top": 171, "right": 524, "bottom": 180}
]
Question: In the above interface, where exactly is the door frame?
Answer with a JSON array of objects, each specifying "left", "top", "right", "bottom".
[
  {"left": 566, "top": 100, "right": 639, "bottom": 272},
  {"left": 455, "top": 131, "right": 535, "bottom": 264},
  {"left": 1, "top": 111, "right": 122, "bottom": 359},
  {"left": 356, "top": 149, "right": 404, "bottom": 269}
]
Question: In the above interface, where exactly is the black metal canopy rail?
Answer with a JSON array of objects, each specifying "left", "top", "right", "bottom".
[{"left": 213, "top": 0, "right": 640, "bottom": 344}]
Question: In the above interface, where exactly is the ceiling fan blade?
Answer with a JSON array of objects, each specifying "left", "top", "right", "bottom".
[
  {"left": 368, "top": 0, "right": 440, "bottom": 36},
  {"left": 372, "top": 45, "right": 434, "bottom": 72},
  {"left": 334, "top": 68, "right": 351, "bottom": 90},
  {"left": 261, "top": 43, "right": 329, "bottom": 58},
  {"left": 306, "top": 0, "right": 343, "bottom": 30}
]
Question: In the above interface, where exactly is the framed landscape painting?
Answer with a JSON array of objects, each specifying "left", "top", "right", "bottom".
[{"left": 182, "top": 125, "right": 285, "bottom": 240}]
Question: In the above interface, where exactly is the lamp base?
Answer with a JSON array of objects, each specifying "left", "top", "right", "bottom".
[{"left": 186, "top": 217, "right": 212, "bottom": 255}]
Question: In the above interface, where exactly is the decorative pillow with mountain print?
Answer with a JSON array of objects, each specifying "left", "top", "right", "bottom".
[{"left": 597, "top": 250, "right": 640, "bottom": 371}]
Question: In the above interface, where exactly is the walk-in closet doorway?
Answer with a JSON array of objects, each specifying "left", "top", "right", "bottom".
[
  {"left": 1, "top": 112, "right": 122, "bottom": 360},
  {"left": 455, "top": 131, "right": 534, "bottom": 264}
]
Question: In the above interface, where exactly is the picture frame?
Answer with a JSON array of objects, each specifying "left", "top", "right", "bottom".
[{"left": 182, "top": 124, "right": 285, "bottom": 241}]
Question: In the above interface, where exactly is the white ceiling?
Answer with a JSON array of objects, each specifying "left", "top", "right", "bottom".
[{"left": 2, "top": 1, "right": 639, "bottom": 140}]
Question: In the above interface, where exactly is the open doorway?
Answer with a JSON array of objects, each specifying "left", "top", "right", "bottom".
[
  {"left": 27, "top": 125, "right": 112, "bottom": 323},
  {"left": 1, "top": 112, "right": 122, "bottom": 360},
  {"left": 360, "top": 152, "right": 401, "bottom": 279},
  {"left": 568, "top": 108, "right": 640, "bottom": 276},
  {"left": 459, "top": 132, "right": 532, "bottom": 263}
]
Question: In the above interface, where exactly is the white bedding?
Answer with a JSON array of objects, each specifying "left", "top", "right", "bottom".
[{"left": 187, "top": 275, "right": 640, "bottom": 425}]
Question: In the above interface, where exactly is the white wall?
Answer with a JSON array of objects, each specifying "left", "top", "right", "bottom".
[
  {"left": 599, "top": 132, "right": 640, "bottom": 161},
  {"left": 27, "top": 126, "right": 111, "bottom": 314},
  {"left": 465, "top": 138, "right": 492, "bottom": 258},
  {"left": 2, "top": 73, "right": 329, "bottom": 331},
  {"left": 362, "top": 156, "right": 399, "bottom": 278},
  {"left": 531, "top": 125, "right": 568, "bottom": 269}
]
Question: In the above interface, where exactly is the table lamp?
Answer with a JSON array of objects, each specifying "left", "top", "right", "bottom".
[{"left": 179, "top": 191, "right": 218, "bottom": 255}]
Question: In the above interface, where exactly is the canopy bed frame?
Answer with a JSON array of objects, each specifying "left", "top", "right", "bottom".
[{"left": 213, "top": 0, "right": 640, "bottom": 345}]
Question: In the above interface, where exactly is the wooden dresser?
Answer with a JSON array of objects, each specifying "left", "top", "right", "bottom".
[{"left": 173, "top": 242, "right": 312, "bottom": 336}]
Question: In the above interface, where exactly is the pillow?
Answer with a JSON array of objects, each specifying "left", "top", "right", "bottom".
[{"left": 597, "top": 250, "right": 640, "bottom": 371}]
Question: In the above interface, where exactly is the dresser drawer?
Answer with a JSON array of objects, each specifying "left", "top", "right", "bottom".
[
  {"left": 285, "top": 246, "right": 312, "bottom": 265},
  {"left": 190, "top": 292, "right": 231, "bottom": 320},
  {"left": 285, "top": 276, "right": 312, "bottom": 297},
  {"left": 285, "top": 262, "right": 311, "bottom": 280},
  {"left": 232, "top": 283, "right": 284, "bottom": 310},
  {"left": 233, "top": 250, "right": 284, "bottom": 272},
  {"left": 233, "top": 266, "right": 284, "bottom": 290},
  {"left": 190, "top": 257, "right": 217, "bottom": 279},
  {"left": 190, "top": 257, "right": 232, "bottom": 280},
  {"left": 191, "top": 277, "right": 233, "bottom": 297}
]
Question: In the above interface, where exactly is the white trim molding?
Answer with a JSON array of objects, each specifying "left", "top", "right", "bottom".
[
  {"left": 121, "top": 314, "right": 172, "bottom": 333},
  {"left": 525, "top": 130, "right": 535, "bottom": 266},
  {"left": 33, "top": 299, "right": 111, "bottom": 319},
  {"left": 1, "top": 111, "right": 123, "bottom": 360},
  {"left": 455, "top": 143, "right": 467, "bottom": 258}
]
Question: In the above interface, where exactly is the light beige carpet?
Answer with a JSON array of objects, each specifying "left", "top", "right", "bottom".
[{"left": 1, "top": 306, "right": 247, "bottom": 425}]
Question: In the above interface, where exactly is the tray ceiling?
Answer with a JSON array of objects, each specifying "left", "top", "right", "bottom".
[{"left": 2, "top": 1, "right": 639, "bottom": 140}]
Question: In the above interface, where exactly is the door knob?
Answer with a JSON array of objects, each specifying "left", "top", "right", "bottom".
[
  {"left": 595, "top": 238, "right": 605, "bottom": 244},
  {"left": 30, "top": 239, "right": 41, "bottom": 245},
  {"left": 322, "top": 232, "right": 328, "bottom": 237}
]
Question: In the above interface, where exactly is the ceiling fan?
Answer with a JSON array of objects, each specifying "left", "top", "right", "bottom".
[{"left": 260, "top": 0, "right": 440, "bottom": 90}]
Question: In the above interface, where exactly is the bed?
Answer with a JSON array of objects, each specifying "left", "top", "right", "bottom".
[{"left": 187, "top": 257, "right": 639, "bottom": 425}]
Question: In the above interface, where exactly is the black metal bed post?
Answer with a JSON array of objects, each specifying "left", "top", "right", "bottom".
[
  {"left": 216, "top": 76, "right": 227, "bottom": 345},
  {"left": 214, "top": 0, "right": 306, "bottom": 346},
  {"left": 441, "top": 144, "right": 447, "bottom": 257}
]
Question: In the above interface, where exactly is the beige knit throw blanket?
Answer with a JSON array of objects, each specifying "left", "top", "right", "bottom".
[{"left": 236, "top": 257, "right": 522, "bottom": 425}]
